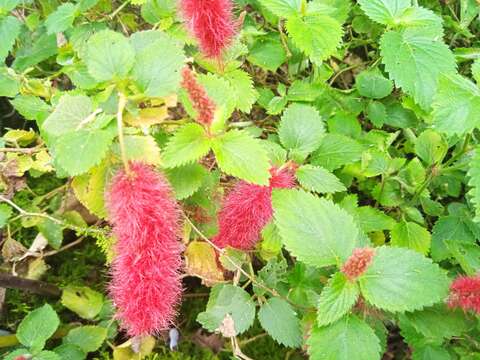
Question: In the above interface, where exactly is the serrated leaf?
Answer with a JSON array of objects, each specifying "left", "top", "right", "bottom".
[
  {"left": 17, "top": 304, "right": 60, "bottom": 351},
  {"left": 223, "top": 69, "right": 258, "bottom": 113},
  {"left": 162, "top": 123, "right": 211, "bottom": 168},
  {"left": 212, "top": 129, "right": 270, "bottom": 185},
  {"left": 307, "top": 315, "right": 381, "bottom": 360},
  {"left": 446, "top": 240, "right": 480, "bottom": 275},
  {"left": 398, "top": 6, "right": 444, "bottom": 39},
  {"left": 317, "top": 272, "right": 359, "bottom": 327},
  {"left": 432, "top": 74, "right": 480, "bottom": 136},
  {"left": 296, "top": 165, "right": 345, "bottom": 193},
  {"left": 390, "top": 220, "right": 431, "bottom": 255},
  {"left": 355, "top": 68, "right": 393, "bottom": 99},
  {"left": 468, "top": 147, "right": 480, "bottom": 222},
  {"left": 357, "top": 0, "right": 410, "bottom": 25},
  {"left": 414, "top": 129, "right": 447, "bottom": 165},
  {"left": 12, "top": 32, "right": 57, "bottom": 72},
  {"left": 310, "top": 134, "right": 364, "bottom": 171},
  {"left": 61, "top": 286, "right": 104, "bottom": 320},
  {"left": 130, "top": 30, "right": 185, "bottom": 97},
  {"left": 380, "top": 30, "right": 456, "bottom": 109},
  {"left": 286, "top": 13, "right": 343, "bottom": 64},
  {"left": 0, "top": 16, "right": 21, "bottom": 62},
  {"left": 431, "top": 215, "right": 477, "bottom": 261},
  {"left": 54, "top": 129, "right": 115, "bottom": 176},
  {"left": 53, "top": 344, "right": 85, "bottom": 360},
  {"left": 355, "top": 206, "right": 396, "bottom": 233},
  {"left": 412, "top": 345, "right": 451, "bottom": 360},
  {"left": 85, "top": 29, "right": 135, "bottom": 81},
  {"left": 247, "top": 34, "right": 287, "bottom": 72},
  {"left": 45, "top": 3, "right": 78, "bottom": 34},
  {"left": 118, "top": 135, "right": 161, "bottom": 165},
  {"left": 258, "top": 0, "right": 301, "bottom": 18},
  {"left": 166, "top": 163, "right": 208, "bottom": 200},
  {"left": 33, "top": 350, "right": 61, "bottom": 360},
  {"left": 258, "top": 297, "right": 302, "bottom": 348},
  {"left": 358, "top": 246, "right": 450, "bottom": 312},
  {"left": 197, "top": 284, "right": 255, "bottom": 335},
  {"left": 278, "top": 103, "right": 325, "bottom": 158},
  {"left": 64, "top": 326, "right": 107, "bottom": 353},
  {"left": 38, "top": 219, "right": 63, "bottom": 249},
  {"left": 272, "top": 189, "right": 359, "bottom": 267},
  {"left": 10, "top": 95, "right": 51, "bottom": 123}
]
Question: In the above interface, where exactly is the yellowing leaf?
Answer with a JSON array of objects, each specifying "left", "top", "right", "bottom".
[
  {"left": 185, "top": 241, "right": 224, "bottom": 286},
  {"left": 124, "top": 106, "right": 169, "bottom": 127},
  {"left": 3, "top": 129, "right": 36, "bottom": 146}
]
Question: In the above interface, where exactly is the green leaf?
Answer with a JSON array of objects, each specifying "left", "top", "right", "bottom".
[
  {"left": 355, "top": 206, "right": 396, "bottom": 233},
  {"left": 61, "top": 286, "right": 104, "bottom": 320},
  {"left": 286, "top": 13, "right": 343, "bottom": 64},
  {"left": 17, "top": 304, "right": 60, "bottom": 351},
  {"left": 258, "top": 297, "right": 302, "bottom": 348},
  {"left": 390, "top": 220, "right": 430, "bottom": 255},
  {"left": 166, "top": 163, "right": 208, "bottom": 200},
  {"left": 278, "top": 103, "right": 325, "bottom": 158},
  {"left": 432, "top": 74, "right": 480, "bottom": 136},
  {"left": 358, "top": 246, "right": 449, "bottom": 312},
  {"left": 33, "top": 351, "right": 61, "bottom": 360},
  {"left": 0, "top": 16, "right": 21, "bottom": 62},
  {"left": 45, "top": 3, "right": 78, "bottom": 34},
  {"left": 130, "top": 30, "right": 185, "bottom": 97},
  {"left": 118, "top": 135, "right": 161, "bottom": 165},
  {"left": 310, "top": 134, "right": 364, "bottom": 171},
  {"left": 223, "top": 69, "right": 258, "bottom": 113},
  {"left": 197, "top": 284, "right": 255, "bottom": 335},
  {"left": 42, "top": 95, "right": 93, "bottom": 137},
  {"left": 307, "top": 316, "right": 381, "bottom": 360},
  {"left": 446, "top": 240, "right": 480, "bottom": 276},
  {"left": 0, "top": 0, "right": 20, "bottom": 13},
  {"left": 397, "top": 6, "right": 444, "bottom": 39},
  {"left": 414, "top": 129, "right": 447, "bottom": 165},
  {"left": 472, "top": 58, "right": 480, "bottom": 84},
  {"left": 258, "top": 0, "right": 301, "bottom": 18},
  {"left": 412, "top": 346, "right": 451, "bottom": 360},
  {"left": 85, "top": 29, "right": 135, "bottom": 81},
  {"left": 380, "top": 30, "right": 456, "bottom": 109},
  {"left": 212, "top": 129, "right": 270, "bottom": 185},
  {"left": 10, "top": 95, "right": 51, "bottom": 123},
  {"left": 296, "top": 165, "right": 346, "bottom": 194},
  {"left": 63, "top": 326, "right": 107, "bottom": 353},
  {"left": 317, "top": 272, "right": 359, "bottom": 327},
  {"left": 53, "top": 344, "right": 86, "bottom": 360},
  {"left": 357, "top": 0, "right": 410, "bottom": 25},
  {"left": 247, "top": 34, "right": 287, "bottom": 72},
  {"left": 468, "top": 147, "right": 480, "bottom": 222},
  {"left": 38, "top": 219, "right": 63, "bottom": 249},
  {"left": 162, "top": 123, "right": 211, "bottom": 168},
  {"left": 0, "top": 66, "right": 19, "bottom": 97},
  {"left": 0, "top": 204, "right": 12, "bottom": 229},
  {"left": 355, "top": 69, "right": 393, "bottom": 99},
  {"left": 272, "top": 189, "right": 359, "bottom": 267},
  {"left": 12, "top": 33, "right": 58, "bottom": 72},
  {"left": 366, "top": 101, "right": 387, "bottom": 128},
  {"left": 54, "top": 128, "right": 115, "bottom": 176}
]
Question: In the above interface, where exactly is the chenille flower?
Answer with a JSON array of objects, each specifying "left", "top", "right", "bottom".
[
  {"left": 341, "top": 248, "right": 376, "bottom": 281},
  {"left": 212, "top": 166, "right": 296, "bottom": 250},
  {"left": 181, "top": 67, "right": 216, "bottom": 126},
  {"left": 106, "top": 162, "right": 183, "bottom": 336},
  {"left": 180, "top": 0, "right": 237, "bottom": 58},
  {"left": 447, "top": 275, "right": 480, "bottom": 314}
]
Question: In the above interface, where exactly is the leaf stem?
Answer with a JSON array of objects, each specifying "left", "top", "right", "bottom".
[{"left": 116, "top": 93, "right": 131, "bottom": 176}]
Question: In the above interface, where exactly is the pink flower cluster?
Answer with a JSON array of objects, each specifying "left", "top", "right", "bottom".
[
  {"left": 106, "top": 162, "right": 183, "bottom": 336},
  {"left": 181, "top": 67, "right": 216, "bottom": 126},
  {"left": 341, "top": 248, "right": 376, "bottom": 281},
  {"left": 448, "top": 275, "right": 480, "bottom": 314},
  {"left": 212, "top": 167, "right": 296, "bottom": 250}
]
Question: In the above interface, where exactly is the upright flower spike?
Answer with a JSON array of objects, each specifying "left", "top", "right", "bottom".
[
  {"left": 448, "top": 275, "right": 480, "bottom": 314},
  {"left": 106, "top": 162, "right": 183, "bottom": 337},
  {"left": 341, "top": 248, "right": 376, "bottom": 281},
  {"left": 212, "top": 167, "right": 296, "bottom": 250},
  {"left": 180, "top": 0, "right": 237, "bottom": 58},
  {"left": 181, "top": 67, "right": 216, "bottom": 126}
]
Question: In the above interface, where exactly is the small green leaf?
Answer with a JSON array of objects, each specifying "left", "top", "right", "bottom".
[
  {"left": 278, "top": 103, "right": 325, "bottom": 158},
  {"left": 0, "top": 204, "right": 12, "bottom": 229},
  {"left": 222, "top": 69, "right": 258, "bottom": 113},
  {"left": 355, "top": 206, "right": 396, "bottom": 233},
  {"left": 162, "top": 123, "right": 211, "bottom": 168},
  {"left": 397, "top": 6, "right": 444, "bottom": 39},
  {"left": 358, "top": 0, "right": 410, "bottom": 25},
  {"left": 358, "top": 246, "right": 450, "bottom": 312},
  {"left": 38, "top": 219, "right": 63, "bottom": 249},
  {"left": 446, "top": 240, "right": 480, "bottom": 276},
  {"left": 61, "top": 286, "right": 104, "bottom": 320},
  {"left": 0, "top": 66, "right": 20, "bottom": 97},
  {"left": 317, "top": 272, "right": 359, "bottom": 327},
  {"left": 166, "top": 163, "right": 208, "bottom": 200},
  {"left": 307, "top": 315, "right": 381, "bottom": 360},
  {"left": 310, "top": 134, "right": 364, "bottom": 171},
  {"left": 17, "top": 304, "right": 60, "bottom": 351},
  {"left": 63, "top": 326, "right": 107, "bottom": 353},
  {"left": 356, "top": 69, "right": 393, "bottom": 99},
  {"left": 247, "top": 34, "right": 287, "bottom": 72},
  {"left": 0, "top": 0, "right": 20, "bottom": 13},
  {"left": 33, "top": 351, "right": 61, "bottom": 360},
  {"left": 53, "top": 344, "right": 86, "bottom": 360},
  {"left": 45, "top": 3, "right": 78, "bottom": 34},
  {"left": 85, "top": 29, "right": 135, "bottom": 81},
  {"left": 258, "top": 297, "right": 302, "bottom": 348},
  {"left": 390, "top": 220, "right": 431, "bottom": 255},
  {"left": 414, "top": 129, "right": 447, "bottom": 165},
  {"left": 296, "top": 165, "right": 346, "bottom": 194},
  {"left": 286, "top": 13, "right": 343, "bottom": 64},
  {"left": 197, "top": 284, "right": 255, "bottom": 335},
  {"left": 12, "top": 33, "right": 57, "bottom": 72},
  {"left": 10, "top": 95, "right": 51, "bottom": 123},
  {"left": 272, "top": 189, "right": 359, "bottom": 268},
  {"left": 0, "top": 16, "right": 21, "bottom": 62},
  {"left": 258, "top": 0, "right": 301, "bottom": 18},
  {"left": 212, "top": 129, "right": 270, "bottom": 185}
]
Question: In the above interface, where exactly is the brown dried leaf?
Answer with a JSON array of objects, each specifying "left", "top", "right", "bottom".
[{"left": 185, "top": 241, "right": 224, "bottom": 286}]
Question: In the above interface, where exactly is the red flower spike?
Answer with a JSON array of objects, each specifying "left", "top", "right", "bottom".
[
  {"left": 181, "top": 68, "right": 216, "bottom": 126},
  {"left": 448, "top": 275, "right": 480, "bottom": 314},
  {"left": 341, "top": 248, "right": 376, "bottom": 281},
  {"left": 180, "top": 0, "right": 237, "bottom": 58},
  {"left": 106, "top": 162, "right": 183, "bottom": 337},
  {"left": 212, "top": 167, "right": 296, "bottom": 250}
]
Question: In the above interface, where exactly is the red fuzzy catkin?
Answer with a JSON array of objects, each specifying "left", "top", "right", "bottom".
[
  {"left": 212, "top": 167, "right": 296, "bottom": 250},
  {"left": 106, "top": 162, "right": 183, "bottom": 337},
  {"left": 181, "top": 67, "right": 216, "bottom": 126},
  {"left": 341, "top": 248, "right": 376, "bottom": 281},
  {"left": 180, "top": 0, "right": 237, "bottom": 58},
  {"left": 448, "top": 275, "right": 480, "bottom": 314}
]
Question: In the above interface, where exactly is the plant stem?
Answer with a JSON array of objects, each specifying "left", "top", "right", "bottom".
[
  {"left": 116, "top": 93, "right": 131, "bottom": 176},
  {"left": 109, "top": 0, "right": 130, "bottom": 19},
  {"left": 0, "top": 272, "right": 61, "bottom": 297}
]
